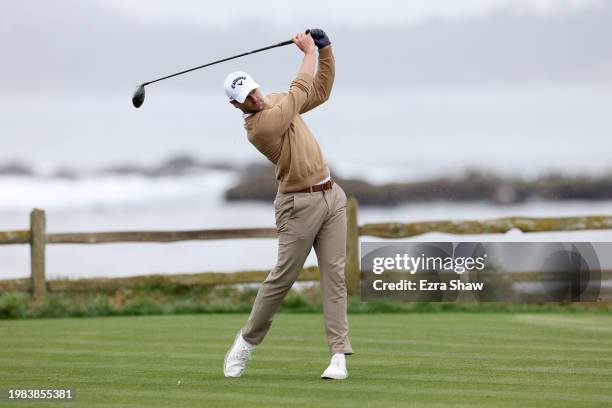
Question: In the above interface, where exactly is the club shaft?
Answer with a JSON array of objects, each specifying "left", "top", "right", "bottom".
[{"left": 143, "top": 40, "right": 294, "bottom": 86}]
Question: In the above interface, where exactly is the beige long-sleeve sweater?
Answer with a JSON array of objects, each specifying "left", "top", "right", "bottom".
[{"left": 244, "top": 46, "right": 334, "bottom": 193}]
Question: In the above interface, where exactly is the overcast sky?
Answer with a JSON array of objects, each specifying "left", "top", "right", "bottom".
[
  {"left": 1, "top": 0, "right": 610, "bottom": 92},
  {"left": 101, "top": 0, "right": 603, "bottom": 26}
]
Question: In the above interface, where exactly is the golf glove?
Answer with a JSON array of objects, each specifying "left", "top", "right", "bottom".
[{"left": 308, "top": 28, "right": 331, "bottom": 49}]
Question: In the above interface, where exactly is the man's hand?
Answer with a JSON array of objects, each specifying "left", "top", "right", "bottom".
[
  {"left": 292, "top": 32, "right": 316, "bottom": 55},
  {"left": 308, "top": 29, "right": 331, "bottom": 49}
]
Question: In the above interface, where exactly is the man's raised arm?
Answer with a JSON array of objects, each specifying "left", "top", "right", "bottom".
[
  {"left": 300, "top": 29, "right": 334, "bottom": 114},
  {"left": 255, "top": 32, "right": 316, "bottom": 141}
]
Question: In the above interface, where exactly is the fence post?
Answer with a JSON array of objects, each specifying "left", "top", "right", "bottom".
[
  {"left": 345, "top": 197, "right": 360, "bottom": 297},
  {"left": 30, "top": 209, "right": 47, "bottom": 302}
]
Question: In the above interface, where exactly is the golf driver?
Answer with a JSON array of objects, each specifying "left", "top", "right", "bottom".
[{"left": 132, "top": 29, "right": 315, "bottom": 108}]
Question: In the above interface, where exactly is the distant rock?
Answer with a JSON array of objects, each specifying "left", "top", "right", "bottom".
[
  {"left": 147, "top": 155, "right": 204, "bottom": 177},
  {"left": 224, "top": 163, "right": 612, "bottom": 206},
  {"left": 51, "top": 167, "right": 80, "bottom": 179},
  {"left": 534, "top": 174, "right": 612, "bottom": 200},
  {"left": 0, "top": 154, "right": 240, "bottom": 179},
  {"left": 147, "top": 154, "right": 239, "bottom": 176},
  {"left": 98, "top": 164, "right": 147, "bottom": 177},
  {"left": 0, "top": 162, "right": 34, "bottom": 176},
  {"left": 97, "top": 154, "right": 240, "bottom": 178},
  {"left": 225, "top": 163, "right": 278, "bottom": 201}
]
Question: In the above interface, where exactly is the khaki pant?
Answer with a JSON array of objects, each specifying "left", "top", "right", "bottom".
[{"left": 241, "top": 182, "right": 353, "bottom": 355}]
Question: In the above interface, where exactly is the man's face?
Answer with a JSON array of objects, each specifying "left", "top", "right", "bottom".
[{"left": 231, "top": 88, "right": 264, "bottom": 114}]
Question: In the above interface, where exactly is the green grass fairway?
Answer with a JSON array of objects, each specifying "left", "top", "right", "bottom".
[{"left": 1, "top": 313, "right": 611, "bottom": 407}]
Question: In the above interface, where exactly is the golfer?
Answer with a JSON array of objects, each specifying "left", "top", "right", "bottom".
[{"left": 222, "top": 29, "right": 352, "bottom": 380}]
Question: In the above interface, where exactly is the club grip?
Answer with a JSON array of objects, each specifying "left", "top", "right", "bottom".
[{"left": 279, "top": 30, "right": 313, "bottom": 47}]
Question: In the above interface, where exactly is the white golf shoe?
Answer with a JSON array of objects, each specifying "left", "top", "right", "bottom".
[
  {"left": 321, "top": 353, "right": 348, "bottom": 380},
  {"left": 223, "top": 331, "right": 254, "bottom": 378}
]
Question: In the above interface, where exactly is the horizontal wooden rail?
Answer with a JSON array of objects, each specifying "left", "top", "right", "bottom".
[
  {"left": 3, "top": 268, "right": 609, "bottom": 294},
  {"left": 46, "top": 228, "right": 278, "bottom": 244},
  {"left": 2, "top": 207, "right": 612, "bottom": 299},
  {"left": 360, "top": 215, "right": 612, "bottom": 238},
  {"left": 0, "top": 266, "right": 321, "bottom": 293},
  {"left": 0, "top": 230, "right": 30, "bottom": 245},
  {"left": 3, "top": 216, "right": 612, "bottom": 246}
]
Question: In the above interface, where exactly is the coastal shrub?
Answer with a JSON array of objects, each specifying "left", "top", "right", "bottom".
[
  {"left": 0, "top": 287, "right": 610, "bottom": 319},
  {"left": 0, "top": 292, "right": 29, "bottom": 318}
]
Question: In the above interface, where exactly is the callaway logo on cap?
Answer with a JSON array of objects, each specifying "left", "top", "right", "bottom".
[{"left": 224, "top": 71, "right": 260, "bottom": 103}]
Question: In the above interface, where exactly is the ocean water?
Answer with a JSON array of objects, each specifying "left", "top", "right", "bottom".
[
  {"left": 1, "top": 83, "right": 612, "bottom": 181},
  {"left": 1, "top": 84, "right": 612, "bottom": 279}
]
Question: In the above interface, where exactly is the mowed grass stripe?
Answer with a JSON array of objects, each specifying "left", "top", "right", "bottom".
[
  {"left": 3, "top": 375, "right": 610, "bottom": 407},
  {"left": 3, "top": 332, "right": 610, "bottom": 359},
  {"left": 34, "top": 382, "right": 612, "bottom": 404},
  {"left": 7, "top": 370, "right": 612, "bottom": 393},
  {"left": 3, "top": 373, "right": 609, "bottom": 407},
  {"left": 3, "top": 363, "right": 609, "bottom": 391},
  {"left": 1, "top": 347, "right": 609, "bottom": 368},
  {"left": 1, "top": 313, "right": 611, "bottom": 407},
  {"left": 1, "top": 335, "right": 610, "bottom": 360},
  {"left": 3, "top": 314, "right": 610, "bottom": 345},
  {"left": 2, "top": 334, "right": 610, "bottom": 355},
  {"left": 2, "top": 358, "right": 609, "bottom": 378}
]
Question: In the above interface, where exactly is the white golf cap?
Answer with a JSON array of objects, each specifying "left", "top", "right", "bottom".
[{"left": 224, "top": 71, "right": 260, "bottom": 103}]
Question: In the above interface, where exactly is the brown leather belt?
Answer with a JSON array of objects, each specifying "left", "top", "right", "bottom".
[{"left": 293, "top": 178, "right": 334, "bottom": 193}]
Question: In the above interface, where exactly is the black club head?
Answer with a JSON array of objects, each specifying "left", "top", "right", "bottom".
[{"left": 132, "top": 84, "right": 146, "bottom": 108}]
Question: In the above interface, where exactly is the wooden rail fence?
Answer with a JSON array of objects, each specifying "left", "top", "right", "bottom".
[{"left": 2, "top": 199, "right": 612, "bottom": 301}]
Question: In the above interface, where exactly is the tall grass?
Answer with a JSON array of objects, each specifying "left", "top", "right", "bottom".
[{"left": 1, "top": 285, "right": 610, "bottom": 319}]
